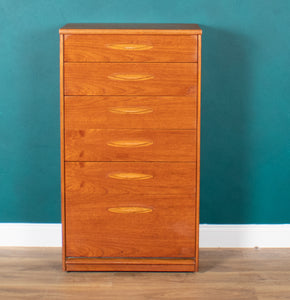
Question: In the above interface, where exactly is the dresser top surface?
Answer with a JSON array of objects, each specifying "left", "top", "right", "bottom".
[{"left": 59, "top": 23, "right": 202, "bottom": 35}]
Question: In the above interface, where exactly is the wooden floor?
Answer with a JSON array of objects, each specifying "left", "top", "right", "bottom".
[{"left": 0, "top": 248, "right": 289, "bottom": 299}]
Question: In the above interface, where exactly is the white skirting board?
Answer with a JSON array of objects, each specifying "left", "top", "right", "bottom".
[{"left": 0, "top": 223, "right": 290, "bottom": 247}]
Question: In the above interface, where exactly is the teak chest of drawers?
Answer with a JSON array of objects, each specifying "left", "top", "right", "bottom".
[{"left": 59, "top": 23, "right": 202, "bottom": 272}]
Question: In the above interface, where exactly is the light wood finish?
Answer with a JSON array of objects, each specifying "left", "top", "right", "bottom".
[
  {"left": 64, "top": 34, "right": 197, "bottom": 62},
  {"left": 65, "top": 96, "right": 197, "bottom": 129},
  {"left": 65, "top": 129, "right": 196, "bottom": 161},
  {"left": 65, "top": 162, "right": 196, "bottom": 195},
  {"left": 64, "top": 63, "right": 197, "bottom": 96},
  {"left": 109, "top": 106, "right": 154, "bottom": 114},
  {"left": 61, "top": 24, "right": 201, "bottom": 272},
  {"left": 59, "top": 23, "right": 202, "bottom": 35},
  {"left": 107, "top": 207, "right": 153, "bottom": 213},
  {"left": 66, "top": 193, "right": 196, "bottom": 258},
  {"left": 107, "top": 43, "right": 154, "bottom": 50},
  {"left": 1, "top": 248, "right": 290, "bottom": 299},
  {"left": 106, "top": 139, "right": 154, "bottom": 148},
  {"left": 108, "top": 172, "right": 153, "bottom": 180},
  {"left": 107, "top": 73, "right": 154, "bottom": 81}
]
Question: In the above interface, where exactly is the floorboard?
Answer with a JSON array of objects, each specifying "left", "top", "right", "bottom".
[{"left": 0, "top": 248, "right": 289, "bottom": 299}]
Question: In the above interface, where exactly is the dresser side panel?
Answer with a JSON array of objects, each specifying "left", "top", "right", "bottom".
[
  {"left": 60, "top": 34, "right": 66, "bottom": 271},
  {"left": 195, "top": 34, "right": 202, "bottom": 271}
]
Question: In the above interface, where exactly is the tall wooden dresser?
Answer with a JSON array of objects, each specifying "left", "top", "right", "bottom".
[{"left": 59, "top": 23, "right": 202, "bottom": 272}]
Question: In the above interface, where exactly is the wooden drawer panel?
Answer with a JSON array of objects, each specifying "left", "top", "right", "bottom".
[
  {"left": 65, "top": 162, "right": 196, "bottom": 195},
  {"left": 65, "top": 96, "right": 197, "bottom": 129},
  {"left": 64, "top": 63, "right": 197, "bottom": 96},
  {"left": 64, "top": 34, "right": 197, "bottom": 62},
  {"left": 65, "top": 129, "right": 196, "bottom": 162},
  {"left": 66, "top": 193, "right": 196, "bottom": 258}
]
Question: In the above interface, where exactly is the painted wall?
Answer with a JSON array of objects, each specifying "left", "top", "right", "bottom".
[{"left": 0, "top": 0, "right": 289, "bottom": 223}]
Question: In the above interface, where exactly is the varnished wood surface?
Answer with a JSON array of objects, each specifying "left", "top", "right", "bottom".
[
  {"left": 67, "top": 258, "right": 195, "bottom": 265},
  {"left": 195, "top": 34, "right": 202, "bottom": 271},
  {"left": 60, "top": 25, "right": 201, "bottom": 272},
  {"left": 66, "top": 262, "right": 195, "bottom": 272},
  {"left": 64, "top": 63, "right": 197, "bottom": 96},
  {"left": 107, "top": 207, "right": 153, "bottom": 214},
  {"left": 65, "top": 162, "right": 196, "bottom": 195},
  {"left": 66, "top": 194, "right": 196, "bottom": 258},
  {"left": 59, "top": 34, "right": 66, "bottom": 271},
  {"left": 65, "top": 96, "right": 197, "bottom": 129},
  {"left": 60, "top": 23, "right": 202, "bottom": 35},
  {"left": 65, "top": 129, "right": 196, "bottom": 161},
  {"left": 1, "top": 247, "right": 289, "bottom": 299},
  {"left": 64, "top": 34, "right": 197, "bottom": 62}
]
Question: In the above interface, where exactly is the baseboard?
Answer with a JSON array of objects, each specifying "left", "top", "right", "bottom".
[
  {"left": 200, "top": 224, "right": 290, "bottom": 247},
  {"left": 0, "top": 223, "right": 289, "bottom": 247},
  {"left": 0, "top": 223, "right": 61, "bottom": 247}
]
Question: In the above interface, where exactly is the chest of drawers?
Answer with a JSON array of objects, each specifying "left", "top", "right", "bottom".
[{"left": 59, "top": 23, "right": 202, "bottom": 272}]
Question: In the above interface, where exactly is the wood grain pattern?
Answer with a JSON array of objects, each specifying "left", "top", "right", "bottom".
[
  {"left": 108, "top": 172, "right": 153, "bottom": 180},
  {"left": 65, "top": 129, "right": 196, "bottom": 162},
  {"left": 60, "top": 24, "right": 201, "bottom": 272},
  {"left": 107, "top": 73, "right": 154, "bottom": 81},
  {"left": 107, "top": 207, "right": 153, "bottom": 213},
  {"left": 66, "top": 257, "right": 195, "bottom": 265},
  {"left": 2, "top": 248, "right": 290, "bottom": 297},
  {"left": 65, "top": 257, "right": 195, "bottom": 271},
  {"left": 65, "top": 263, "right": 195, "bottom": 272},
  {"left": 109, "top": 106, "right": 154, "bottom": 114},
  {"left": 195, "top": 34, "right": 202, "bottom": 272},
  {"left": 106, "top": 139, "right": 154, "bottom": 148},
  {"left": 107, "top": 43, "right": 153, "bottom": 50},
  {"left": 59, "top": 34, "right": 66, "bottom": 271},
  {"left": 65, "top": 193, "right": 196, "bottom": 258},
  {"left": 65, "top": 162, "right": 196, "bottom": 195},
  {"left": 64, "top": 34, "right": 197, "bottom": 62},
  {"left": 64, "top": 63, "right": 197, "bottom": 96},
  {"left": 64, "top": 96, "right": 197, "bottom": 129}
]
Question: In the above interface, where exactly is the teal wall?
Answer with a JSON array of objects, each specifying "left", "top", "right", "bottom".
[{"left": 0, "top": 0, "right": 289, "bottom": 223}]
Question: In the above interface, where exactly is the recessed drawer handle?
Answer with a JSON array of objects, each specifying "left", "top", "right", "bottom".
[
  {"left": 108, "top": 74, "right": 154, "bottom": 81},
  {"left": 106, "top": 44, "right": 153, "bottom": 51},
  {"left": 108, "top": 207, "right": 153, "bottom": 214},
  {"left": 108, "top": 172, "right": 153, "bottom": 180},
  {"left": 109, "top": 107, "right": 153, "bottom": 114},
  {"left": 107, "top": 140, "right": 153, "bottom": 148}
]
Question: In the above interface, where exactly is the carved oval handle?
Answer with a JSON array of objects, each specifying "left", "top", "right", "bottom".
[
  {"left": 108, "top": 74, "right": 154, "bottom": 81},
  {"left": 108, "top": 172, "right": 153, "bottom": 180},
  {"left": 106, "top": 44, "right": 153, "bottom": 51},
  {"left": 107, "top": 140, "right": 153, "bottom": 148},
  {"left": 108, "top": 207, "right": 153, "bottom": 214},
  {"left": 109, "top": 107, "right": 153, "bottom": 115}
]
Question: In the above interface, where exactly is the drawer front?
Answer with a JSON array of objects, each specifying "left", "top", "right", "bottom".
[
  {"left": 64, "top": 63, "right": 197, "bottom": 96},
  {"left": 65, "top": 193, "right": 196, "bottom": 258},
  {"left": 65, "top": 162, "right": 196, "bottom": 195},
  {"left": 65, "top": 96, "right": 197, "bottom": 129},
  {"left": 64, "top": 34, "right": 197, "bottom": 62},
  {"left": 65, "top": 129, "right": 196, "bottom": 162}
]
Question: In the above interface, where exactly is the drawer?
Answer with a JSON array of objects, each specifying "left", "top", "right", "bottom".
[
  {"left": 64, "top": 34, "right": 197, "bottom": 62},
  {"left": 65, "top": 193, "right": 196, "bottom": 258},
  {"left": 64, "top": 63, "right": 197, "bottom": 96},
  {"left": 65, "top": 162, "right": 196, "bottom": 195},
  {"left": 65, "top": 96, "right": 197, "bottom": 129},
  {"left": 65, "top": 129, "right": 196, "bottom": 161}
]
